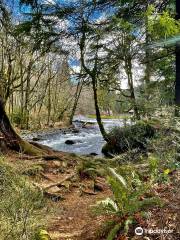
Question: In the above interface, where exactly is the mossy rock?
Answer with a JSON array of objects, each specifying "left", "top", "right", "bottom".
[{"left": 102, "top": 122, "right": 155, "bottom": 157}]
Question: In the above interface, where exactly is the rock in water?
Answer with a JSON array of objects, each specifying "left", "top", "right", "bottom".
[
  {"left": 65, "top": 140, "right": 75, "bottom": 145},
  {"left": 72, "top": 128, "right": 80, "bottom": 133}
]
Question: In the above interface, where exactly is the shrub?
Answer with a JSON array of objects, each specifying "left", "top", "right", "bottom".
[
  {"left": 102, "top": 122, "right": 155, "bottom": 156},
  {"left": 10, "top": 109, "right": 27, "bottom": 126}
]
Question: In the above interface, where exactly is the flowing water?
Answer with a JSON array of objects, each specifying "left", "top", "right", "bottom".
[{"left": 38, "top": 116, "right": 129, "bottom": 155}]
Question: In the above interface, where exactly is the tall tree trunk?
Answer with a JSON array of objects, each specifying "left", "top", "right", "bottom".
[
  {"left": 175, "top": 0, "right": 180, "bottom": 110},
  {"left": 144, "top": 9, "right": 151, "bottom": 101},
  {"left": 79, "top": 23, "right": 108, "bottom": 141},
  {"left": 47, "top": 78, "right": 51, "bottom": 126},
  {"left": 24, "top": 77, "right": 30, "bottom": 129},
  {"left": 69, "top": 81, "right": 83, "bottom": 125},
  {"left": 19, "top": 48, "right": 24, "bottom": 128},
  {"left": 92, "top": 77, "right": 109, "bottom": 141},
  {"left": 24, "top": 61, "right": 33, "bottom": 129},
  {"left": 126, "top": 58, "right": 140, "bottom": 120}
]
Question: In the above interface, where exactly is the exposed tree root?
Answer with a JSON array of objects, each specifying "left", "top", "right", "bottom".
[{"left": 44, "top": 173, "right": 76, "bottom": 190}]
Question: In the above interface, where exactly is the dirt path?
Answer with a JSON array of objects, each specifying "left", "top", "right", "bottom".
[
  {"left": 48, "top": 188, "right": 112, "bottom": 240},
  {"left": 6, "top": 152, "right": 112, "bottom": 240},
  {"left": 5, "top": 152, "right": 180, "bottom": 240}
]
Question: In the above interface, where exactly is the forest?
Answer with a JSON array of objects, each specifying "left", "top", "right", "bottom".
[{"left": 0, "top": 0, "right": 180, "bottom": 239}]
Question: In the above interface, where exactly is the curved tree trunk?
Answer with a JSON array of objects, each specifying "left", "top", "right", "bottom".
[
  {"left": 0, "top": 96, "right": 44, "bottom": 155},
  {"left": 92, "top": 77, "right": 109, "bottom": 142}
]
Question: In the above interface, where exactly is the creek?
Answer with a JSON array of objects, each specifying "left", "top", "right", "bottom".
[{"left": 30, "top": 116, "right": 130, "bottom": 155}]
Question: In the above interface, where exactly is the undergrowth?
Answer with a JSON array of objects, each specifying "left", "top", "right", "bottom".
[
  {"left": 94, "top": 118, "right": 180, "bottom": 239},
  {"left": 0, "top": 158, "right": 47, "bottom": 240}
]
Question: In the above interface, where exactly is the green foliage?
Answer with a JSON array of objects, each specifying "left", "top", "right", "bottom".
[
  {"left": 34, "top": 229, "right": 51, "bottom": 240},
  {"left": 95, "top": 220, "right": 117, "bottom": 239},
  {"left": 0, "top": 160, "right": 45, "bottom": 240},
  {"left": 107, "top": 223, "right": 122, "bottom": 240},
  {"left": 10, "top": 109, "right": 27, "bottom": 126},
  {"left": 95, "top": 166, "right": 161, "bottom": 238},
  {"left": 96, "top": 166, "right": 161, "bottom": 217},
  {"left": 23, "top": 164, "right": 44, "bottom": 176},
  {"left": 77, "top": 158, "right": 104, "bottom": 179},
  {"left": 106, "top": 167, "right": 161, "bottom": 216},
  {"left": 148, "top": 155, "right": 172, "bottom": 184},
  {"left": 149, "top": 155, "right": 159, "bottom": 179},
  {"left": 102, "top": 122, "right": 155, "bottom": 156},
  {"left": 148, "top": 6, "right": 180, "bottom": 39}
]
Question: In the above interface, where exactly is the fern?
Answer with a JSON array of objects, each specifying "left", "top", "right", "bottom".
[
  {"left": 107, "top": 223, "right": 122, "bottom": 240},
  {"left": 97, "top": 167, "right": 161, "bottom": 218},
  {"left": 95, "top": 167, "right": 162, "bottom": 239}
]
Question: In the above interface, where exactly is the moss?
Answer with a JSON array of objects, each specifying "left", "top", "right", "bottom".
[
  {"left": 34, "top": 229, "right": 51, "bottom": 240},
  {"left": 20, "top": 140, "right": 44, "bottom": 155},
  {"left": 0, "top": 159, "right": 45, "bottom": 239}
]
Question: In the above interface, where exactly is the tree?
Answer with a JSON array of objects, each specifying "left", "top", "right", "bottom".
[
  {"left": 0, "top": 1, "right": 46, "bottom": 154},
  {"left": 175, "top": 0, "right": 180, "bottom": 106}
]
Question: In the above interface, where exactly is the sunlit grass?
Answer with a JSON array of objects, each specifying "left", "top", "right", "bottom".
[{"left": 87, "top": 114, "right": 130, "bottom": 120}]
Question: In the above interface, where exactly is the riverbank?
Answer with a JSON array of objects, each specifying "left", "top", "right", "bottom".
[{"left": 87, "top": 114, "right": 130, "bottom": 120}]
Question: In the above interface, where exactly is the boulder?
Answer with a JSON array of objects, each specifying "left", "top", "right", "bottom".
[{"left": 65, "top": 140, "right": 75, "bottom": 145}]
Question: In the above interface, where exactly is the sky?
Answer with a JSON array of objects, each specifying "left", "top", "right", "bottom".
[{"left": 4, "top": 0, "right": 144, "bottom": 89}]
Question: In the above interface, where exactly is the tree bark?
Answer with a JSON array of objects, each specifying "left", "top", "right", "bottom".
[
  {"left": 69, "top": 80, "right": 83, "bottom": 125},
  {"left": 0, "top": 96, "right": 44, "bottom": 155},
  {"left": 47, "top": 78, "right": 51, "bottom": 125},
  {"left": 0, "top": 97, "right": 20, "bottom": 149},
  {"left": 79, "top": 24, "right": 108, "bottom": 142},
  {"left": 144, "top": 9, "right": 151, "bottom": 101},
  {"left": 125, "top": 57, "right": 140, "bottom": 120},
  {"left": 92, "top": 77, "right": 109, "bottom": 142}
]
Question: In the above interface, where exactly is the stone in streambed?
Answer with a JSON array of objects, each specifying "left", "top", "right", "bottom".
[
  {"left": 72, "top": 128, "right": 80, "bottom": 133},
  {"left": 65, "top": 140, "right": 75, "bottom": 145},
  {"left": 32, "top": 137, "right": 43, "bottom": 141}
]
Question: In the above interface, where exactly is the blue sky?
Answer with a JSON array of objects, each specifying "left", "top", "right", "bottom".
[{"left": 5, "top": 0, "right": 115, "bottom": 71}]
